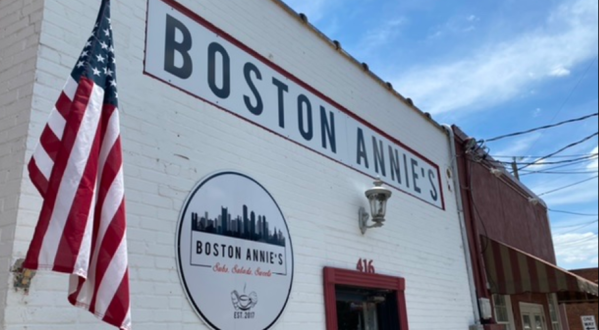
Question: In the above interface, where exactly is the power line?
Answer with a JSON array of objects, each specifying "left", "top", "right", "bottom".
[
  {"left": 485, "top": 113, "right": 599, "bottom": 143},
  {"left": 552, "top": 220, "right": 599, "bottom": 232},
  {"left": 499, "top": 154, "right": 598, "bottom": 166},
  {"left": 537, "top": 175, "right": 599, "bottom": 197},
  {"left": 520, "top": 158, "right": 598, "bottom": 176},
  {"left": 552, "top": 219, "right": 599, "bottom": 229},
  {"left": 521, "top": 170, "right": 598, "bottom": 175},
  {"left": 549, "top": 209, "right": 599, "bottom": 217},
  {"left": 524, "top": 56, "right": 599, "bottom": 154},
  {"left": 492, "top": 153, "right": 594, "bottom": 159},
  {"left": 518, "top": 133, "right": 599, "bottom": 171},
  {"left": 555, "top": 234, "right": 598, "bottom": 247}
]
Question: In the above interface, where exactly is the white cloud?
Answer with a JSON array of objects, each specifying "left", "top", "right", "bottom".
[
  {"left": 360, "top": 18, "right": 407, "bottom": 51},
  {"left": 534, "top": 108, "right": 543, "bottom": 117},
  {"left": 588, "top": 146, "right": 599, "bottom": 170},
  {"left": 467, "top": 15, "right": 480, "bottom": 22},
  {"left": 428, "top": 15, "right": 480, "bottom": 40},
  {"left": 554, "top": 232, "right": 599, "bottom": 267},
  {"left": 492, "top": 133, "right": 543, "bottom": 157},
  {"left": 393, "top": 0, "right": 599, "bottom": 115},
  {"left": 549, "top": 66, "right": 572, "bottom": 77}
]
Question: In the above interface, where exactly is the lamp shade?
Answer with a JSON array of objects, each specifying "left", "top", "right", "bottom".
[{"left": 365, "top": 180, "right": 392, "bottom": 223}]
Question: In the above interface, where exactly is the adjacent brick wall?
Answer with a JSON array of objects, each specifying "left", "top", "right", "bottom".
[
  {"left": 510, "top": 293, "right": 554, "bottom": 330},
  {"left": 565, "top": 269, "right": 599, "bottom": 330},
  {"left": 3, "top": 0, "right": 477, "bottom": 329},
  {"left": 453, "top": 126, "right": 556, "bottom": 306},
  {"left": 0, "top": 0, "right": 45, "bottom": 327}
]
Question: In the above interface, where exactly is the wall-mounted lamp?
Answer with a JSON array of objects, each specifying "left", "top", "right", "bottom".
[{"left": 359, "top": 179, "right": 393, "bottom": 234}]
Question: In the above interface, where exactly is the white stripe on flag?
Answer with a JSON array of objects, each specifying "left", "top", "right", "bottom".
[
  {"left": 98, "top": 108, "right": 120, "bottom": 179},
  {"left": 64, "top": 76, "right": 78, "bottom": 100},
  {"left": 73, "top": 180, "right": 97, "bottom": 277},
  {"left": 33, "top": 146, "right": 54, "bottom": 180},
  {"left": 75, "top": 166, "right": 125, "bottom": 305},
  {"left": 47, "top": 108, "right": 67, "bottom": 140},
  {"left": 95, "top": 235, "right": 128, "bottom": 317},
  {"left": 38, "top": 84, "right": 105, "bottom": 269}
]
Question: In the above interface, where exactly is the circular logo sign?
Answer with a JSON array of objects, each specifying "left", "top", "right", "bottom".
[{"left": 177, "top": 172, "right": 294, "bottom": 330}]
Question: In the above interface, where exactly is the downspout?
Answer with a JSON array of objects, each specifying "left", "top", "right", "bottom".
[{"left": 442, "top": 124, "right": 481, "bottom": 325}]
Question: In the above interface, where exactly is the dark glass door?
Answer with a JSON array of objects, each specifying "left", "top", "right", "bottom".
[{"left": 335, "top": 286, "right": 399, "bottom": 330}]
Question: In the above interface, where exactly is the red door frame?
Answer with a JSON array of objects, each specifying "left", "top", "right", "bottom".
[{"left": 323, "top": 267, "right": 410, "bottom": 330}]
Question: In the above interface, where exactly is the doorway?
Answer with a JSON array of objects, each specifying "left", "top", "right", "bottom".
[
  {"left": 520, "top": 303, "right": 548, "bottom": 330},
  {"left": 324, "top": 268, "right": 409, "bottom": 330},
  {"left": 336, "top": 286, "right": 399, "bottom": 330}
]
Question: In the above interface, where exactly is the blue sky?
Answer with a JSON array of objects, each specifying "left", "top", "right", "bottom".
[{"left": 283, "top": 0, "right": 599, "bottom": 269}]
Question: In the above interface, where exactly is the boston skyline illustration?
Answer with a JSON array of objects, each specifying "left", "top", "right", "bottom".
[{"left": 191, "top": 205, "right": 286, "bottom": 247}]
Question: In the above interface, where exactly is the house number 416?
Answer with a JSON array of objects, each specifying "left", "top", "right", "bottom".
[{"left": 356, "top": 259, "right": 376, "bottom": 274}]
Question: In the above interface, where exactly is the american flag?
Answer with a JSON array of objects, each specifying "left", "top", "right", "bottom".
[{"left": 24, "top": 1, "right": 131, "bottom": 329}]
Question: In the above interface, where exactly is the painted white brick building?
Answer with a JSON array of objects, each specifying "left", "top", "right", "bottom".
[{"left": 1, "top": 0, "right": 477, "bottom": 329}]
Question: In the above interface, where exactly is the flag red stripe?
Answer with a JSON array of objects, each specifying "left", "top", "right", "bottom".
[
  {"left": 96, "top": 105, "right": 118, "bottom": 206},
  {"left": 39, "top": 127, "right": 62, "bottom": 162},
  {"left": 69, "top": 277, "right": 87, "bottom": 306},
  {"left": 86, "top": 106, "right": 121, "bottom": 311},
  {"left": 24, "top": 79, "right": 95, "bottom": 270},
  {"left": 89, "top": 199, "right": 126, "bottom": 312},
  {"left": 28, "top": 160, "right": 49, "bottom": 197},
  {"left": 53, "top": 109, "right": 103, "bottom": 273},
  {"left": 102, "top": 270, "right": 130, "bottom": 329},
  {"left": 56, "top": 92, "right": 73, "bottom": 118},
  {"left": 28, "top": 92, "right": 72, "bottom": 196},
  {"left": 26, "top": 2, "right": 131, "bottom": 326}
]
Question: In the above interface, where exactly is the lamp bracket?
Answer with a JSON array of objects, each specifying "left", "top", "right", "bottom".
[{"left": 359, "top": 207, "right": 382, "bottom": 234}]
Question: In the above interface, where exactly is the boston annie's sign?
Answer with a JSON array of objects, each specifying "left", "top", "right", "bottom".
[
  {"left": 145, "top": 0, "right": 445, "bottom": 210},
  {"left": 177, "top": 172, "right": 294, "bottom": 330}
]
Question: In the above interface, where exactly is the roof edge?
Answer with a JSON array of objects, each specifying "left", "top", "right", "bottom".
[
  {"left": 453, "top": 125, "right": 548, "bottom": 209},
  {"left": 270, "top": 0, "right": 445, "bottom": 133}
]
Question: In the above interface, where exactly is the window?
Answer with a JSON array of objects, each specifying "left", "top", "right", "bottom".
[
  {"left": 324, "top": 268, "right": 409, "bottom": 330},
  {"left": 493, "top": 295, "right": 515, "bottom": 330},
  {"left": 547, "top": 294, "right": 562, "bottom": 330}
]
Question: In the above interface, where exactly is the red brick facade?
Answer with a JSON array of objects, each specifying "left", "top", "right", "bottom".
[
  {"left": 565, "top": 269, "right": 598, "bottom": 330},
  {"left": 453, "top": 126, "right": 557, "bottom": 329}
]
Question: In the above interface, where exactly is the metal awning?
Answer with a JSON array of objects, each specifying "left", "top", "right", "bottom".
[{"left": 481, "top": 236, "right": 598, "bottom": 303}]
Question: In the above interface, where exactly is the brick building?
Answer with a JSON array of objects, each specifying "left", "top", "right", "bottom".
[
  {"left": 1, "top": 0, "right": 481, "bottom": 329},
  {"left": 452, "top": 127, "right": 599, "bottom": 330},
  {"left": 565, "top": 268, "right": 599, "bottom": 330}
]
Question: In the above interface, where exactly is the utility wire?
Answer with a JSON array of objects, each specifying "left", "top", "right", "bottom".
[
  {"left": 537, "top": 175, "right": 599, "bottom": 197},
  {"left": 555, "top": 234, "right": 598, "bottom": 247},
  {"left": 549, "top": 209, "right": 599, "bottom": 217},
  {"left": 499, "top": 153, "right": 598, "bottom": 166},
  {"left": 552, "top": 219, "right": 599, "bottom": 229},
  {"left": 553, "top": 220, "right": 599, "bottom": 233},
  {"left": 524, "top": 56, "right": 599, "bottom": 153},
  {"left": 492, "top": 153, "right": 593, "bottom": 159},
  {"left": 518, "top": 133, "right": 599, "bottom": 171},
  {"left": 520, "top": 158, "right": 598, "bottom": 176},
  {"left": 485, "top": 113, "right": 598, "bottom": 143},
  {"left": 520, "top": 170, "right": 598, "bottom": 175}
]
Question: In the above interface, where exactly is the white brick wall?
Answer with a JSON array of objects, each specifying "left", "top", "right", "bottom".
[
  {"left": 2, "top": 0, "right": 476, "bottom": 329},
  {"left": 0, "top": 0, "right": 45, "bottom": 327}
]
